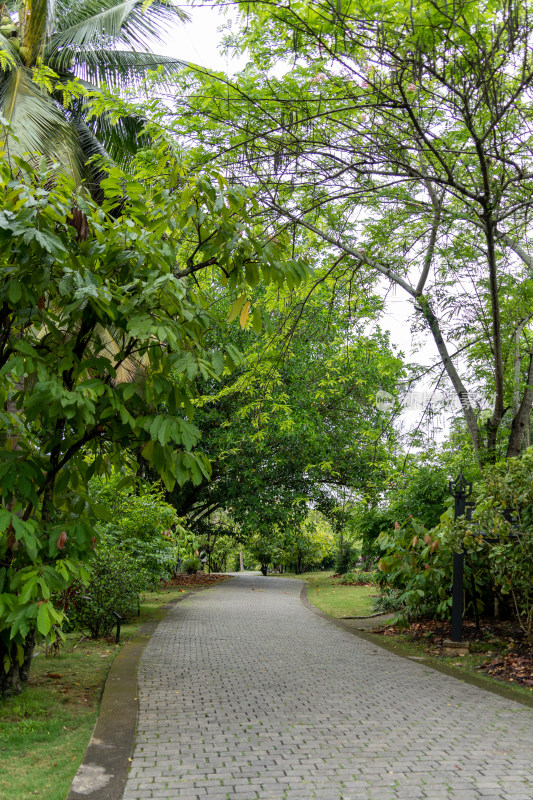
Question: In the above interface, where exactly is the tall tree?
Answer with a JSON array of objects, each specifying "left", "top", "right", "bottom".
[
  {"left": 174, "top": 0, "right": 533, "bottom": 465},
  {"left": 169, "top": 266, "right": 405, "bottom": 540},
  {"left": 0, "top": 112, "right": 305, "bottom": 696}
]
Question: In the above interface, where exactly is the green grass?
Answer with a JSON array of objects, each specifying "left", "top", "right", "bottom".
[
  {"left": 281, "top": 570, "right": 378, "bottom": 618},
  {"left": 0, "top": 584, "right": 188, "bottom": 800}
]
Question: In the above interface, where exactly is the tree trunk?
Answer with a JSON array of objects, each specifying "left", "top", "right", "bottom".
[
  {"left": 417, "top": 296, "right": 482, "bottom": 460},
  {"left": 0, "top": 630, "right": 36, "bottom": 698},
  {"left": 512, "top": 320, "right": 530, "bottom": 417},
  {"left": 484, "top": 213, "right": 505, "bottom": 463},
  {"left": 507, "top": 347, "right": 533, "bottom": 458}
]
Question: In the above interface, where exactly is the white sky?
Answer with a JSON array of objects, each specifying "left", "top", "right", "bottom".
[{"left": 164, "top": 5, "right": 244, "bottom": 72}]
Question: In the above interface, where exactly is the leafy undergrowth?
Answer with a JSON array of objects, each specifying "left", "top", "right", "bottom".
[
  {"left": 0, "top": 585, "right": 188, "bottom": 800},
  {"left": 281, "top": 570, "right": 378, "bottom": 617},
  {"left": 339, "top": 570, "right": 381, "bottom": 586},
  {"left": 376, "top": 618, "right": 533, "bottom": 696}
]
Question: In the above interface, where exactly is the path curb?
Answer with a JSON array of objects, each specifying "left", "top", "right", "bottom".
[
  {"left": 299, "top": 582, "right": 533, "bottom": 710},
  {"left": 66, "top": 592, "right": 194, "bottom": 800}
]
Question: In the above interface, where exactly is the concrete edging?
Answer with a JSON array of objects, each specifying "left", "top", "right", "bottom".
[
  {"left": 66, "top": 591, "right": 194, "bottom": 800},
  {"left": 299, "top": 582, "right": 533, "bottom": 710}
]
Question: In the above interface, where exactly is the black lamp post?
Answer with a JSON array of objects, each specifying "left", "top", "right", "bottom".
[{"left": 448, "top": 469, "right": 474, "bottom": 643}]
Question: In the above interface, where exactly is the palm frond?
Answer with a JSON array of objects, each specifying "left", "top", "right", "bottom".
[
  {"left": 79, "top": 108, "right": 149, "bottom": 162},
  {"left": 34, "top": 321, "right": 148, "bottom": 388},
  {"left": 0, "top": 66, "right": 82, "bottom": 175},
  {"left": 69, "top": 111, "right": 110, "bottom": 161},
  {"left": 47, "top": 45, "right": 188, "bottom": 84},
  {"left": 93, "top": 324, "right": 150, "bottom": 386},
  {"left": 68, "top": 112, "right": 111, "bottom": 201},
  {"left": 50, "top": 0, "right": 189, "bottom": 53}
]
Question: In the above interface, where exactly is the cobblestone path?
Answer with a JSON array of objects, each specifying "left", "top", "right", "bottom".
[{"left": 122, "top": 574, "right": 533, "bottom": 800}]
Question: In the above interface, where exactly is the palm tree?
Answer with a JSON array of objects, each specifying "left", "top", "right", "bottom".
[{"left": 0, "top": 0, "right": 189, "bottom": 180}]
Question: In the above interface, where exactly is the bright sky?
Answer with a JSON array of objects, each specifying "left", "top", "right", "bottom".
[{"left": 164, "top": 5, "right": 245, "bottom": 72}]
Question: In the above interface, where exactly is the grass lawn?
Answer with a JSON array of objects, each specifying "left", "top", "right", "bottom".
[
  {"left": 281, "top": 571, "right": 378, "bottom": 618},
  {"left": 0, "top": 584, "right": 190, "bottom": 800}
]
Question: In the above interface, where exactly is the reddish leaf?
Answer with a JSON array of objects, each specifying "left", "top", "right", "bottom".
[{"left": 56, "top": 530, "right": 67, "bottom": 550}]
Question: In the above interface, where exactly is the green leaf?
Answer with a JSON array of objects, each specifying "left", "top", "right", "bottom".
[
  {"left": 227, "top": 295, "right": 246, "bottom": 322},
  {"left": 36, "top": 603, "right": 52, "bottom": 636},
  {"left": 252, "top": 305, "right": 262, "bottom": 334},
  {"left": 7, "top": 281, "right": 21, "bottom": 303}
]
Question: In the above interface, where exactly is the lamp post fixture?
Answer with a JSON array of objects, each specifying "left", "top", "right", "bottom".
[{"left": 448, "top": 469, "right": 473, "bottom": 645}]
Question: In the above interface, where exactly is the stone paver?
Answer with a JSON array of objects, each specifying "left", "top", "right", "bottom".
[{"left": 122, "top": 574, "right": 533, "bottom": 800}]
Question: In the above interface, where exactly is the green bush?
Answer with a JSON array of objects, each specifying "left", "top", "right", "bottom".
[
  {"left": 182, "top": 555, "right": 201, "bottom": 575},
  {"left": 372, "top": 588, "right": 406, "bottom": 614},
  {"left": 472, "top": 449, "right": 533, "bottom": 644},
  {"left": 68, "top": 549, "right": 148, "bottom": 638},
  {"left": 334, "top": 541, "right": 357, "bottom": 574},
  {"left": 376, "top": 515, "right": 455, "bottom": 622},
  {"left": 341, "top": 569, "right": 379, "bottom": 585},
  {"left": 376, "top": 507, "right": 494, "bottom": 624},
  {"left": 90, "top": 470, "right": 180, "bottom": 585}
]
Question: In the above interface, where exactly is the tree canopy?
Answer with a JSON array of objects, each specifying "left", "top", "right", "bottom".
[
  {"left": 172, "top": 0, "right": 533, "bottom": 465},
  {"left": 168, "top": 259, "right": 405, "bottom": 545}
]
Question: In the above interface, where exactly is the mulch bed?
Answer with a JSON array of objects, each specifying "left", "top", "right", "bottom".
[
  {"left": 376, "top": 618, "right": 533, "bottom": 687},
  {"left": 163, "top": 573, "right": 233, "bottom": 587}
]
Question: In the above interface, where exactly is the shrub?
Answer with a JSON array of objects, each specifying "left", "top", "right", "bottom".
[
  {"left": 341, "top": 569, "right": 380, "bottom": 585},
  {"left": 472, "top": 449, "right": 533, "bottom": 644},
  {"left": 376, "top": 508, "right": 494, "bottom": 624},
  {"left": 91, "top": 470, "right": 180, "bottom": 585},
  {"left": 68, "top": 548, "right": 148, "bottom": 638},
  {"left": 376, "top": 516, "right": 455, "bottom": 622},
  {"left": 372, "top": 588, "right": 407, "bottom": 615},
  {"left": 334, "top": 541, "right": 358, "bottom": 574},
  {"left": 182, "top": 555, "right": 201, "bottom": 575}
]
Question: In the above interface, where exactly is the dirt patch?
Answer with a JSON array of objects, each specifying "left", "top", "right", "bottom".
[{"left": 163, "top": 573, "right": 233, "bottom": 587}]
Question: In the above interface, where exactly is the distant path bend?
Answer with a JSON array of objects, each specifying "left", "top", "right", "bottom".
[{"left": 122, "top": 574, "right": 533, "bottom": 800}]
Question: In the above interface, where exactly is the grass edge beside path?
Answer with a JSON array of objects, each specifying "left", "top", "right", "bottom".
[
  {"left": 277, "top": 570, "right": 378, "bottom": 618},
  {"left": 0, "top": 582, "right": 219, "bottom": 800}
]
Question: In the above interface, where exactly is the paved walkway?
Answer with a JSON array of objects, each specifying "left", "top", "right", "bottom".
[{"left": 122, "top": 574, "right": 533, "bottom": 800}]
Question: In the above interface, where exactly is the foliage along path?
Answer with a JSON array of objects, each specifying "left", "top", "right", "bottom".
[{"left": 121, "top": 574, "right": 533, "bottom": 800}]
